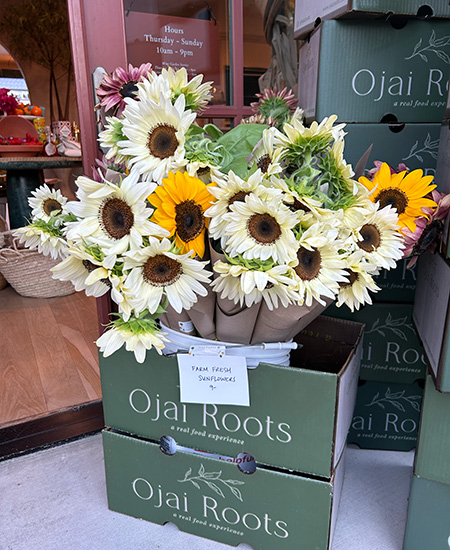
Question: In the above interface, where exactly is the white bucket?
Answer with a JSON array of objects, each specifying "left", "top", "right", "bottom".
[{"left": 160, "top": 323, "right": 297, "bottom": 368}]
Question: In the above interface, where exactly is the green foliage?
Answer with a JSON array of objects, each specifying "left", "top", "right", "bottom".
[{"left": 215, "top": 123, "right": 268, "bottom": 178}]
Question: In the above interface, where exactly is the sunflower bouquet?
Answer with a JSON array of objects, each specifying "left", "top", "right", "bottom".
[{"left": 13, "top": 64, "right": 441, "bottom": 363}]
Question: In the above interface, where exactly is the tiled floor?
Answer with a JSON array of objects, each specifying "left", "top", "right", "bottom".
[{"left": 0, "top": 434, "right": 414, "bottom": 550}]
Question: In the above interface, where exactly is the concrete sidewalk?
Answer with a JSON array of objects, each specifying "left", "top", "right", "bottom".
[{"left": 0, "top": 434, "right": 414, "bottom": 550}]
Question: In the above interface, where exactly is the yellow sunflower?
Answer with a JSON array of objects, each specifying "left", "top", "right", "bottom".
[
  {"left": 149, "top": 171, "right": 216, "bottom": 258},
  {"left": 359, "top": 163, "right": 437, "bottom": 232}
]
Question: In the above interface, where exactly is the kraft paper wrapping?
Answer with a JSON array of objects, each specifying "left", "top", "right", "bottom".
[
  {"left": 208, "top": 241, "right": 264, "bottom": 343},
  {"left": 185, "top": 284, "right": 217, "bottom": 340},
  {"left": 249, "top": 298, "right": 333, "bottom": 344},
  {"left": 215, "top": 299, "right": 262, "bottom": 344}
]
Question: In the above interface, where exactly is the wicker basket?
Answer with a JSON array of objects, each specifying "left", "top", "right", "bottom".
[
  {"left": 0, "top": 216, "right": 8, "bottom": 291},
  {"left": 0, "top": 231, "right": 74, "bottom": 298}
]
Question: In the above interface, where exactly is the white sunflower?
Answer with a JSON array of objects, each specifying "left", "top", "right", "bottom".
[
  {"left": 98, "top": 116, "right": 129, "bottom": 164},
  {"left": 223, "top": 193, "right": 299, "bottom": 264},
  {"left": 248, "top": 127, "right": 285, "bottom": 178},
  {"left": 122, "top": 237, "right": 212, "bottom": 315},
  {"left": 185, "top": 161, "right": 226, "bottom": 185},
  {"left": 290, "top": 222, "right": 348, "bottom": 306},
  {"left": 28, "top": 184, "right": 68, "bottom": 222},
  {"left": 266, "top": 175, "right": 321, "bottom": 225},
  {"left": 211, "top": 260, "right": 298, "bottom": 309},
  {"left": 65, "top": 171, "right": 168, "bottom": 254},
  {"left": 96, "top": 316, "right": 168, "bottom": 363},
  {"left": 328, "top": 138, "right": 355, "bottom": 188},
  {"left": 336, "top": 251, "right": 380, "bottom": 312},
  {"left": 51, "top": 245, "right": 111, "bottom": 297},
  {"left": 277, "top": 114, "right": 346, "bottom": 148},
  {"left": 345, "top": 201, "right": 405, "bottom": 270},
  {"left": 289, "top": 107, "right": 305, "bottom": 125},
  {"left": 109, "top": 273, "right": 135, "bottom": 322},
  {"left": 14, "top": 224, "right": 68, "bottom": 260},
  {"left": 134, "top": 72, "right": 172, "bottom": 104},
  {"left": 118, "top": 93, "right": 196, "bottom": 183},
  {"left": 205, "top": 170, "right": 282, "bottom": 245},
  {"left": 151, "top": 67, "right": 213, "bottom": 110}
]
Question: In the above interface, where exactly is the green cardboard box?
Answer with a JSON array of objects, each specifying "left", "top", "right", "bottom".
[
  {"left": 372, "top": 259, "right": 417, "bottom": 304},
  {"left": 294, "top": 0, "right": 450, "bottom": 39},
  {"left": 433, "top": 120, "right": 450, "bottom": 259},
  {"left": 100, "top": 315, "right": 363, "bottom": 478},
  {"left": 413, "top": 252, "right": 450, "bottom": 392},
  {"left": 344, "top": 123, "right": 440, "bottom": 178},
  {"left": 102, "top": 429, "right": 346, "bottom": 550},
  {"left": 298, "top": 19, "right": 450, "bottom": 123},
  {"left": 348, "top": 379, "right": 424, "bottom": 451},
  {"left": 403, "top": 474, "right": 450, "bottom": 550},
  {"left": 326, "top": 303, "right": 426, "bottom": 384},
  {"left": 414, "top": 375, "right": 450, "bottom": 486}
]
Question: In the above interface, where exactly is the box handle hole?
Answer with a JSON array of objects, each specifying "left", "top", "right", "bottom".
[
  {"left": 388, "top": 123, "right": 406, "bottom": 134},
  {"left": 390, "top": 16, "right": 408, "bottom": 29},
  {"left": 417, "top": 5, "right": 434, "bottom": 18},
  {"left": 380, "top": 114, "right": 399, "bottom": 124}
]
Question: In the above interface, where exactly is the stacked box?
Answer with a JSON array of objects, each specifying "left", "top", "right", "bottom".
[
  {"left": 413, "top": 252, "right": 450, "bottom": 393},
  {"left": 433, "top": 113, "right": 450, "bottom": 259},
  {"left": 101, "top": 315, "right": 364, "bottom": 549},
  {"left": 344, "top": 123, "right": 440, "bottom": 179},
  {"left": 326, "top": 301, "right": 426, "bottom": 450},
  {"left": 403, "top": 376, "right": 450, "bottom": 549},
  {"left": 294, "top": 3, "right": 449, "bottom": 452},
  {"left": 294, "top": 0, "right": 450, "bottom": 39},
  {"left": 298, "top": 19, "right": 450, "bottom": 124}
]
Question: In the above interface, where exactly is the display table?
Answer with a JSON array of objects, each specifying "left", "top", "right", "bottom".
[{"left": 0, "top": 156, "right": 82, "bottom": 229}]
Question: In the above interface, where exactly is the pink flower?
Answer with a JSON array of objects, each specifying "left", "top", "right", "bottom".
[
  {"left": 0, "top": 88, "right": 19, "bottom": 115},
  {"left": 96, "top": 63, "right": 153, "bottom": 116},
  {"left": 250, "top": 87, "right": 297, "bottom": 129},
  {"left": 366, "top": 160, "right": 409, "bottom": 181},
  {"left": 401, "top": 190, "right": 450, "bottom": 267}
]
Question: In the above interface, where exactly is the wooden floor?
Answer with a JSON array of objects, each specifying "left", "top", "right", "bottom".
[{"left": 0, "top": 286, "right": 101, "bottom": 428}]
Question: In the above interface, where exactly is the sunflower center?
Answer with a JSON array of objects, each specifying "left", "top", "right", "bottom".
[
  {"left": 375, "top": 187, "right": 408, "bottom": 214},
  {"left": 148, "top": 124, "right": 179, "bottom": 159},
  {"left": 175, "top": 200, "right": 205, "bottom": 242},
  {"left": 119, "top": 80, "right": 138, "bottom": 99},
  {"left": 43, "top": 198, "right": 62, "bottom": 216},
  {"left": 142, "top": 254, "right": 182, "bottom": 286},
  {"left": 227, "top": 191, "right": 250, "bottom": 210},
  {"left": 295, "top": 247, "right": 322, "bottom": 280},
  {"left": 358, "top": 224, "right": 381, "bottom": 252},
  {"left": 247, "top": 213, "right": 281, "bottom": 244},
  {"left": 100, "top": 197, "right": 135, "bottom": 240},
  {"left": 197, "top": 166, "right": 210, "bottom": 177},
  {"left": 412, "top": 219, "right": 443, "bottom": 255},
  {"left": 340, "top": 269, "right": 359, "bottom": 288},
  {"left": 256, "top": 154, "right": 271, "bottom": 173}
]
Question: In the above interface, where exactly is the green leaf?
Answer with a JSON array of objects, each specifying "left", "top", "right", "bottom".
[
  {"left": 186, "top": 124, "right": 205, "bottom": 137},
  {"left": 215, "top": 123, "right": 268, "bottom": 178},
  {"left": 204, "top": 124, "right": 223, "bottom": 140}
]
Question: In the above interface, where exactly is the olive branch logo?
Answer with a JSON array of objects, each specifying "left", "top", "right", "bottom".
[
  {"left": 402, "top": 133, "right": 439, "bottom": 164},
  {"left": 406, "top": 30, "right": 450, "bottom": 64},
  {"left": 366, "top": 387, "right": 422, "bottom": 413},
  {"left": 365, "top": 313, "right": 415, "bottom": 341},
  {"left": 178, "top": 464, "right": 245, "bottom": 501}
]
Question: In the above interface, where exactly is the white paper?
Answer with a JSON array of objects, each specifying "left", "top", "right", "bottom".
[{"left": 177, "top": 352, "right": 250, "bottom": 406}]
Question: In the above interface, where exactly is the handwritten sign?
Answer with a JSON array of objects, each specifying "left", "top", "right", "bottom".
[
  {"left": 177, "top": 351, "right": 250, "bottom": 407},
  {"left": 125, "top": 12, "right": 221, "bottom": 85}
]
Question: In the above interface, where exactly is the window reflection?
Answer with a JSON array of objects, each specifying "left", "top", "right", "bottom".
[{"left": 124, "top": 0, "right": 230, "bottom": 105}]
